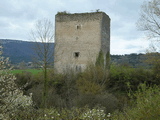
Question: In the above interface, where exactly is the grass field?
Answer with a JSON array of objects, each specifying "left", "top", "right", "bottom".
[{"left": 11, "top": 69, "right": 43, "bottom": 74}]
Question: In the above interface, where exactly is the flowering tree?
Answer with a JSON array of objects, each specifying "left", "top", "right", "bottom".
[{"left": 0, "top": 46, "right": 33, "bottom": 119}]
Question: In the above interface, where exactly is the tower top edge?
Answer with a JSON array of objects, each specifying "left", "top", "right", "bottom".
[{"left": 55, "top": 11, "right": 110, "bottom": 22}]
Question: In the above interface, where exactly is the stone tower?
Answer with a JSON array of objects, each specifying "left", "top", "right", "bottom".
[{"left": 54, "top": 12, "right": 110, "bottom": 73}]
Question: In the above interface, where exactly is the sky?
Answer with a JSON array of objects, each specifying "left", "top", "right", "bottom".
[{"left": 0, "top": 0, "right": 151, "bottom": 55}]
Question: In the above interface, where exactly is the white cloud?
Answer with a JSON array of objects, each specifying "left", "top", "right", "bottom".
[{"left": 111, "top": 35, "right": 149, "bottom": 55}]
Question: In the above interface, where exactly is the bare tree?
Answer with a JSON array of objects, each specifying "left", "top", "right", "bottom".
[
  {"left": 137, "top": 0, "right": 160, "bottom": 42},
  {"left": 30, "top": 19, "right": 54, "bottom": 108},
  {"left": 137, "top": 0, "right": 160, "bottom": 71}
]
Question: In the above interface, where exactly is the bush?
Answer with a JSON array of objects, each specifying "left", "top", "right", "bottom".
[
  {"left": 113, "top": 84, "right": 160, "bottom": 119},
  {"left": 0, "top": 47, "right": 33, "bottom": 119},
  {"left": 109, "top": 64, "right": 154, "bottom": 92},
  {"left": 25, "top": 70, "right": 78, "bottom": 109},
  {"left": 109, "top": 64, "right": 134, "bottom": 91},
  {"left": 75, "top": 92, "right": 118, "bottom": 113},
  {"left": 27, "top": 83, "right": 68, "bottom": 108},
  {"left": 77, "top": 65, "right": 109, "bottom": 95}
]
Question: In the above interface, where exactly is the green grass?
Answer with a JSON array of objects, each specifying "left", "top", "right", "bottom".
[{"left": 11, "top": 69, "right": 43, "bottom": 74}]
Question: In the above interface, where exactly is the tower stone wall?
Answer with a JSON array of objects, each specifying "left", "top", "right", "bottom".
[{"left": 54, "top": 12, "right": 110, "bottom": 73}]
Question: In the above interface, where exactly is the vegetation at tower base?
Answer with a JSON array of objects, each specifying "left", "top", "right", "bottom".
[
  {"left": 1, "top": 53, "right": 159, "bottom": 119},
  {"left": 95, "top": 50, "right": 104, "bottom": 67},
  {"left": 106, "top": 51, "right": 110, "bottom": 68},
  {"left": 95, "top": 50, "right": 110, "bottom": 69},
  {"left": 12, "top": 60, "right": 160, "bottom": 119}
]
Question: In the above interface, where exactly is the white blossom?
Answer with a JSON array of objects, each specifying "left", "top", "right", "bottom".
[{"left": 0, "top": 46, "right": 33, "bottom": 119}]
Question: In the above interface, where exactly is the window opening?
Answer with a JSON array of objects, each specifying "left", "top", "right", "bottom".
[
  {"left": 74, "top": 52, "right": 80, "bottom": 58},
  {"left": 76, "top": 25, "right": 81, "bottom": 30}
]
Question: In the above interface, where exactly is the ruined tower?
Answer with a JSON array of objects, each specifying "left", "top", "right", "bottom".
[{"left": 54, "top": 12, "right": 110, "bottom": 73}]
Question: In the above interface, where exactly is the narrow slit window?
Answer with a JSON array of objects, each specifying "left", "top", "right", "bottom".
[
  {"left": 76, "top": 25, "right": 81, "bottom": 30},
  {"left": 74, "top": 52, "right": 80, "bottom": 58}
]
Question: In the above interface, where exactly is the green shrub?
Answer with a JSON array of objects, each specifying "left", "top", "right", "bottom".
[
  {"left": 27, "top": 83, "right": 69, "bottom": 109},
  {"left": 151, "top": 62, "right": 160, "bottom": 85},
  {"left": 75, "top": 92, "right": 118, "bottom": 113},
  {"left": 109, "top": 64, "right": 133, "bottom": 90},
  {"left": 25, "top": 70, "right": 78, "bottom": 109},
  {"left": 77, "top": 65, "right": 109, "bottom": 95},
  {"left": 113, "top": 84, "right": 160, "bottom": 120},
  {"left": 109, "top": 64, "right": 154, "bottom": 92}
]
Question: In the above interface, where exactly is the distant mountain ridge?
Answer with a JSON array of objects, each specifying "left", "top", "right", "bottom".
[
  {"left": 0, "top": 39, "right": 148, "bottom": 68},
  {"left": 0, "top": 39, "right": 54, "bottom": 64}
]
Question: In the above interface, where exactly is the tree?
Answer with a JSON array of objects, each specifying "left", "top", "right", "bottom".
[
  {"left": 0, "top": 46, "right": 33, "bottom": 119},
  {"left": 30, "top": 19, "right": 54, "bottom": 108},
  {"left": 137, "top": 0, "right": 160, "bottom": 43},
  {"left": 137, "top": 0, "right": 160, "bottom": 69}
]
